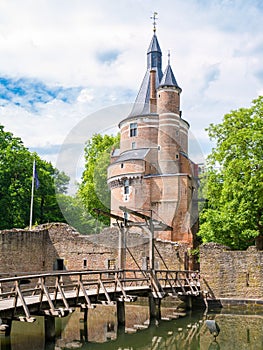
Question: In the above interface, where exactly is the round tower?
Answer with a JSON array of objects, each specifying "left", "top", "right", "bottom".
[
  {"left": 118, "top": 32, "right": 164, "bottom": 154},
  {"left": 157, "top": 61, "right": 182, "bottom": 174}
]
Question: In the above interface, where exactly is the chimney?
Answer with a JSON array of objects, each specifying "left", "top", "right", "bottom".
[{"left": 150, "top": 69, "right": 157, "bottom": 113}]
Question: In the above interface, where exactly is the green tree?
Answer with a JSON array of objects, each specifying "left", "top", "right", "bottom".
[
  {"left": 198, "top": 96, "right": 263, "bottom": 249},
  {"left": 54, "top": 169, "right": 70, "bottom": 194},
  {"left": 79, "top": 133, "right": 120, "bottom": 226},
  {"left": 0, "top": 126, "right": 33, "bottom": 228},
  {"left": 33, "top": 159, "right": 70, "bottom": 224},
  {"left": 57, "top": 194, "right": 101, "bottom": 234},
  {"left": 0, "top": 125, "right": 70, "bottom": 229}
]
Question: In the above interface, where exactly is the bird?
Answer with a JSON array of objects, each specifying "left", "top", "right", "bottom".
[{"left": 205, "top": 319, "right": 220, "bottom": 340}]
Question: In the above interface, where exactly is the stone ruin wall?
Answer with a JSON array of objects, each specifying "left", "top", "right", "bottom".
[
  {"left": 200, "top": 243, "right": 263, "bottom": 301},
  {"left": 1, "top": 226, "right": 263, "bottom": 302},
  {"left": 0, "top": 223, "right": 188, "bottom": 275}
]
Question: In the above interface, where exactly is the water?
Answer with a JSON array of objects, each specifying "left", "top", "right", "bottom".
[{"left": 1, "top": 302, "right": 263, "bottom": 350}]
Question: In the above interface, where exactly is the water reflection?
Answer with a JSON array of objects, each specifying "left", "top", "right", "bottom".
[
  {"left": 208, "top": 341, "right": 220, "bottom": 350},
  {"left": 1, "top": 303, "right": 263, "bottom": 350}
]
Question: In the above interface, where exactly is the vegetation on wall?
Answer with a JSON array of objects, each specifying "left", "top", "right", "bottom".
[{"left": 198, "top": 96, "right": 263, "bottom": 250}]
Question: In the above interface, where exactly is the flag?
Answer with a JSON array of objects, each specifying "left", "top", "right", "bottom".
[{"left": 34, "top": 161, "right": 40, "bottom": 189}]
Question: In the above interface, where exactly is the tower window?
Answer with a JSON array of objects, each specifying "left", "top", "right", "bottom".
[
  {"left": 124, "top": 179, "right": 129, "bottom": 194},
  {"left": 132, "top": 141, "right": 136, "bottom": 149},
  {"left": 130, "top": 123, "right": 138, "bottom": 137},
  {"left": 121, "top": 163, "right": 124, "bottom": 168}
]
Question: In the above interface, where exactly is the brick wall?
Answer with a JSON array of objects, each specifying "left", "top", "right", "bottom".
[
  {"left": 157, "top": 88, "right": 180, "bottom": 115},
  {"left": 0, "top": 223, "right": 188, "bottom": 275},
  {"left": 200, "top": 243, "right": 263, "bottom": 300},
  {"left": 119, "top": 117, "right": 159, "bottom": 153},
  {"left": 108, "top": 159, "right": 145, "bottom": 179}
]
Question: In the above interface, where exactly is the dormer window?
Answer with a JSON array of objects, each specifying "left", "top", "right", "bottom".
[{"left": 130, "top": 122, "right": 138, "bottom": 137}]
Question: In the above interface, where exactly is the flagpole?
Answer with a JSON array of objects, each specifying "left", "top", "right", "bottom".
[{"left": 29, "top": 159, "right": 35, "bottom": 230}]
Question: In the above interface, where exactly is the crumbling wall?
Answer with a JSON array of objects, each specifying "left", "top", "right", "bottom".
[
  {"left": 200, "top": 243, "right": 263, "bottom": 301},
  {"left": 0, "top": 228, "right": 56, "bottom": 275},
  {"left": 0, "top": 223, "right": 186, "bottom": 274}
]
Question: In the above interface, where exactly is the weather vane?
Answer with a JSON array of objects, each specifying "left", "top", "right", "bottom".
[
  {"left": 168, "top": 50, "right": 171, "bottom": 64},
  {"left": 151, "top": 12, "right": 158, "bottom": 33}
]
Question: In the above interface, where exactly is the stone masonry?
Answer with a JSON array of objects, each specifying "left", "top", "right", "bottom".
[
  {"left": 200, "top": 243, "right": 263, "bottom": 301},
  {"left": 0, "top": 223, "right": 189, "bottom": 275}
]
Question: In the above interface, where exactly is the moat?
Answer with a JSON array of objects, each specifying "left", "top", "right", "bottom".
[{"left": 1, "top": 302, "right": 262, "bottom": 350}]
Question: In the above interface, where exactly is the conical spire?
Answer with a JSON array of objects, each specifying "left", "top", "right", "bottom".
[
  {"left": 147, "top": 33, "right": 162, "bottom": 70},
  {"left": 147, "top": 34, "right": 162, "bottom": 54},
  {"left": 129, "top": 33, "right": 163, "bottom": 117},
  {"left": 159, "top": 61, "right": 181, "bottom": 91}
]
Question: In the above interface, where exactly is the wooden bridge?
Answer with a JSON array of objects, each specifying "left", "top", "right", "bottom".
[{"left": 0, "top": 269, "right": 201, "bottom": 338}]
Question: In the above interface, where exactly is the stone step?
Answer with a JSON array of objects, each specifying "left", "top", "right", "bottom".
[
  {"left": 167, "top": 314, "right": 179, "bottom": 319},
  {"left": 173, "top": 312, "right": 187, "bottom": 317},
  {"left": 161, "top": 317, "right": 171, "bottom": 321},
  {"left": 134, "top": 324, "right": 148, "bottom": 330},
  {"left": 125, "top": 327, "right": 137, "bottom": 334}
]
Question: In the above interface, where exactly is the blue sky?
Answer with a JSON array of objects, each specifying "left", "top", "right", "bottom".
[{"left": 0, "top": 0, "right": 262, "bottom": 191}]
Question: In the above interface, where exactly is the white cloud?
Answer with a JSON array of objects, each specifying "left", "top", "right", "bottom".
[
  {"left": 77, "top": 89, "right": 94, "bottom": 103},
  {"left": 0, "top": 0, "right": 262, "bottom": 192}
]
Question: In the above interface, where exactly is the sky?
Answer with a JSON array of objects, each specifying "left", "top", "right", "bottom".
[{"left": 0, "top": 0, "right": 262, "bottom": 192}]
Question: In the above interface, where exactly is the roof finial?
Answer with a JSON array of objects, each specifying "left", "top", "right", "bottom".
[
  {"left": 168, "top": 50, "right": 171, "bottom": 65},
  {"left": 150, "top": 11, "right": 158, "bottom": 33}
]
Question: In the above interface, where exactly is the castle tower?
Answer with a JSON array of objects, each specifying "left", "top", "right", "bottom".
[
  {"left": 107, "top": 27, "right": 198, "bottom": 246},
  {"left": 157, "top": 59, "right": 183, "bottom": 174}
]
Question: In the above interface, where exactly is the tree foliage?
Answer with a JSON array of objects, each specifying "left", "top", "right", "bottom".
[
  {"left": 198, "top": 96, "right": 263, "bottom": 249},
  {"left": 0, "top": 125, "right": 70, "bottom": 229},
  {"left": 78, "top": 133, "right": 120, "bottom": 226},
  {"left": 57, "top": 194, "right": 102, "bottom": 234},
  {"left": 33, "top": 160, "right": 70, "bottom": 225}
]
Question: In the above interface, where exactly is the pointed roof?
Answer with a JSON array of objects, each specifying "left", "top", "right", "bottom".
[
  {"left": 129, "top": 34, "right": 163, "bottom": 117},
  {"left": 147, "top": 33, "right": 161, "bottom": 54},
  {"left": 129, "top": 67, "right": 162, "bottom": 116},
  {"left": 159, "top": 63, "right": 181, "bottom": 91}
]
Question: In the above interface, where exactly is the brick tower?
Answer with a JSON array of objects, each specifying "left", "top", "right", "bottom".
[{"left": 107, "top": 28, "right": 198, "bottom": 247}]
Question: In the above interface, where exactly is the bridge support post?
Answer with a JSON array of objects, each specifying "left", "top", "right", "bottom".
[
  {"left": 116, "top": 300, "right": 125, "bottom": 329},
  {"left": 44, "top": 315, "right": 56, "bottom": 341},
  {"left": 186, "top": 295, "right": 193, "bottom": 310},
  {"left": 80, "top": 308, "right": 88, "bottom": 342},
  {"left": 0, "top": 318, "right": 12, "bottom": 337},
  {"left": 118, "top": 224, "right": 126, "bottom": 270},
  {"left": 149, "top": 295, "right": 161, "bottom": 322}
]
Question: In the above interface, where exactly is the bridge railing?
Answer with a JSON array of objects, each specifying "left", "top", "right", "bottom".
[
  {"left": 0, "top": 269, "right": 201, "bottom": 299},
  {"left": 0, "top": 269, "right": 201, "bottom": 320},
  {"left": 155, "top": 270, "right": 200, "bottom": 296},
  {"left": 0, "top": 270, "right": 151, "bottom": 311}
]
